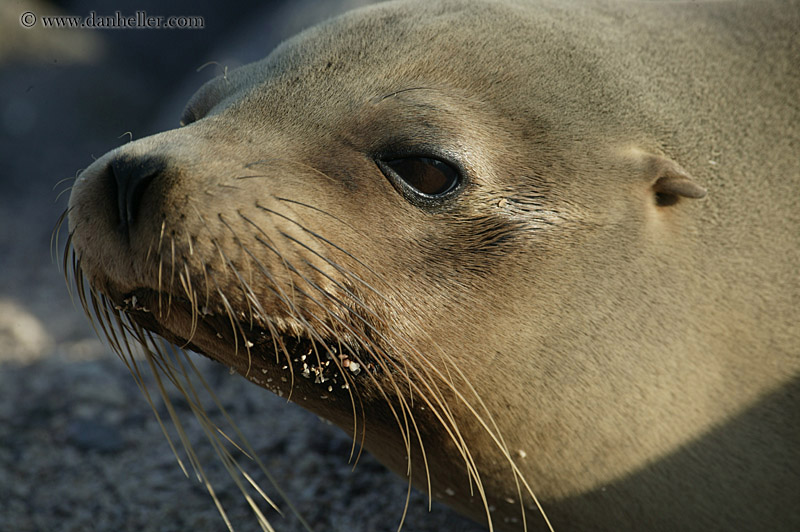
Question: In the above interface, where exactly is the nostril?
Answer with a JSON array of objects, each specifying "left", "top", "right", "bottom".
[{"left": 109, "top": 156, "right": 164, "bottom": 234}]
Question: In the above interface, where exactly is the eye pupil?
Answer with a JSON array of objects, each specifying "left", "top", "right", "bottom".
[{"left": 384, "top": 157, "right": 459, "bottom": 196}]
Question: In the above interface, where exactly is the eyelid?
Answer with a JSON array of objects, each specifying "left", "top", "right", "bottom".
[{"left": 376, "top": 154, "right": 464, "bottom": 208}]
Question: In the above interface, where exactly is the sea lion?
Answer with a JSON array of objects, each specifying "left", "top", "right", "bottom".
[{"left": 63, "top": 0, "right": 800, "bottom": 530}]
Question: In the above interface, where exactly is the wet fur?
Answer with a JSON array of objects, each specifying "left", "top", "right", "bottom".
[{"left": 62, "top": 1, "right": 799, "bottom": 531}]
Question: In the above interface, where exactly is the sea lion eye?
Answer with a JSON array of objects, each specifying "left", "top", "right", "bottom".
[{"left": 379, "top": 157, "right": 460, "bottom": 197}]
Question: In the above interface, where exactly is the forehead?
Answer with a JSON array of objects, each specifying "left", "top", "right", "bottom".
[{"left": 190, "top": 0, "right": 636, "bottom": 153}]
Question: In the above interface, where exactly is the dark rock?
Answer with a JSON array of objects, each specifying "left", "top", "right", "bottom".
[{"left": 66, "top": 418, "right": 124, "bottom": 453}]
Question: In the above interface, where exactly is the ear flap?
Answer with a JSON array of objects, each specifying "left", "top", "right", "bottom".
[
  {"left": 643, "top": 152, "right": 707, "bottom": 207},
  {"left": 653, "top": 173, "right": 707, "bottom": 206}
]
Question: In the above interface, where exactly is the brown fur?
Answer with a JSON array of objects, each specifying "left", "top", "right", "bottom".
[{"left": 65, "top": 1, "right": 799, "bottom": 530}]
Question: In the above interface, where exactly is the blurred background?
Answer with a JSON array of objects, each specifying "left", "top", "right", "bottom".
[{"left": 0, "top": 1, "right": 484, "bottom": 530}]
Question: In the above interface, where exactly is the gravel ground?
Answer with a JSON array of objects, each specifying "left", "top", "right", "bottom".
[{"left": 0, "top": 1, "right": 485, "bottom": 530}]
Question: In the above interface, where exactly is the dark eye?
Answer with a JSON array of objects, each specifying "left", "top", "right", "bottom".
[{"left": 378, "top": 157, "right": 460, "bottom": 197}]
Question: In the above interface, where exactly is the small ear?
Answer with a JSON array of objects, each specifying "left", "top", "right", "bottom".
[
  {"left": 645, "top": 154, "right": 707, "bottom": 207},
  {"left": 653, "top": 174, "right": 707, "bottom": 206}
]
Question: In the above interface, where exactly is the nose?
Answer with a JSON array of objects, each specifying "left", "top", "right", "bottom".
[{"left": 108, "top": 155, "right": 164, "bottom": 234}]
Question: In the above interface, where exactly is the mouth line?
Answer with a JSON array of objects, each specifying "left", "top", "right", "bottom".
[{"left": 114, "top": 287, "right": 371, "bottom": 386}]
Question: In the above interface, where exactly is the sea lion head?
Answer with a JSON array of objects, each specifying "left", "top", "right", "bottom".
[{"left": 65, "top": 0, "right": 710, "bottom": 529}]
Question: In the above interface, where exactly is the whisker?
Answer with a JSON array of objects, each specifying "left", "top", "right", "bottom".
[
  {"left": 253, "top": 203, "right": 407, "bottom": 315},
  {"left": 54, "top": 185, "right": 75, "bottom": 202},
  {"left": 167, "top": 236, "right": 176, "bottom": 321},
  {"left": 241, "top": 205, "right": 494, "bottom": 513},
  {"left": 52, "top": 172, "right": 81, "bottom": 190},
  {"left": 51, "top": 208, "right": 70, "bottom": 267},
  {"left": 264, "top": 210, "right": 544, "bottom": 528},
  {"left": 273, "top": 197, "right": 361, "bottom": 235},
  {"left": 244, "top": 157, "right": 337, "bottom": 184}
]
